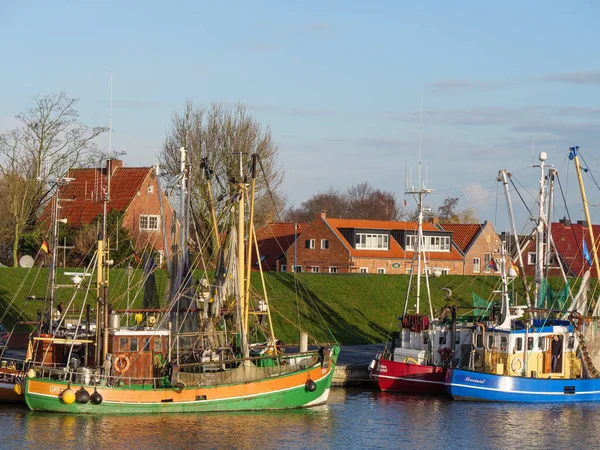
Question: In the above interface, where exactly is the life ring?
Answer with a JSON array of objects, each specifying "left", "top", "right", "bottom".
[
  {"left": 511, "top": 357, "right": 523, "bottom": 373},
  {"left": 402, "top": 357, "right": 418, "bottom": 364},
  {"left": 440, "top": 347, "right": 453, "bottom": 361},
  {"left": 114, "top": 354, "right": 130, "bottom": 374}
]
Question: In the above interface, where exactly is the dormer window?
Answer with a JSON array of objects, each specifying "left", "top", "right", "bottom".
[{"left": 355, "top": 233, "right": 389, "bottom": 250}]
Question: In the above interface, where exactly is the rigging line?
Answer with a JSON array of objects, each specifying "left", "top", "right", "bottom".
[
  {"left": 579, "top": 151, "right": 600, "bottom": 197},
  {"left": 508, "top": 176, "right": 535, "bottom": 221}
]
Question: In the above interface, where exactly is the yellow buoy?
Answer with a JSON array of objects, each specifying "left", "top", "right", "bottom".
[
  {"left": 13, "top": 383, "right": 23, "bottom": 396},
  {"left": 27, "top": 369, "right": 36, "bottom": 378},
  {"left": 61, "top": 388, "right": 76, "bottom": 404}
]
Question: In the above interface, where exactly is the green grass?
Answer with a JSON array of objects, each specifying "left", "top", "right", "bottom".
[{"left": 2, "top": 267, "right": 576, "bottom": 344}]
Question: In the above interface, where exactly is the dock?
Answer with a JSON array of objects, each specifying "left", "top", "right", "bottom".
[{"left": 332, "top": 344, "right": 384, "bottom": 387}]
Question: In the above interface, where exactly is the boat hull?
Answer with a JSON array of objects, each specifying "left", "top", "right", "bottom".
[
  {"left": 371, "top": 358, "right": 446, "bottom": 396},
  {"left": 25, "top": 352, "right": 338, "bottom": 414},
  {"left": 446, "top": 368, "right": 600, "bottom": 403},
  {"left": 0, "top": 368, "right": 25, "bottom": 403}
]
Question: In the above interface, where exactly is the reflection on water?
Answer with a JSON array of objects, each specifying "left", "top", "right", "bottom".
[{"left": 2, "top": 389, "right": 600, "bottom": 449}]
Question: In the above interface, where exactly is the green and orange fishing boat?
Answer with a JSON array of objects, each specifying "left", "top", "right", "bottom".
[{"left": 24, "top": 151, "right": 339, "bottom": 413}]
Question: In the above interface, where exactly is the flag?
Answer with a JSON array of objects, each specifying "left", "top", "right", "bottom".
[
  {"left": 583, "top": 240, "right": 593, "bottom": 266},
  {"left": 488, "top": 259, "right": 498, "bottom": 271},
  {"left": 510, "top": 263, "right": 520, "bottom": 276},
  {"left": 40, "top": 240, "right": 51, "bottom": 255},
  {"left": 25, "top": 340, "right": 33, "bottom": 363}
]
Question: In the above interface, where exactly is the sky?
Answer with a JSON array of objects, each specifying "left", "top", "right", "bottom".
[{"left": 1, "top": 1, "right": 600, "bottom": 233}]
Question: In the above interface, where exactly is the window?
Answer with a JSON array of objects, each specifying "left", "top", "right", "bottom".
[
  {"left": 130, "top": 337, "right": 138, "bottom": 352},
  {"left": 405, "top": 235, "right": 451, "bottom": 252},
  {"left": 516, "top": 337, "right": 523, "bottom": 351},
  {"left": 280, "top": 264, "right": 287, "bottom": 272},
  {"left": 538, "top": 338, "right": 544, "bottom": 350},
  {"left": 321, "top": 239, "right": 329, "bottom": 249},
  {"left": 484, "top": 253, "right": 492, "bottom": 273},
  {"left": 568, "top": 336, "right": 575, "bottom": 349},
  {"left": 473, "top": 258, "right": 481, "bottom": 273},
  {"left": 355, "top": 233, "right": 389, "bottom": 250},
  {"left": 500, "top": 336, "right": 507, "bottom": 351},
  {"left": 488, "top": 335, "right": 494, "bottom": 348},
  {"left": 528, "top": 253, "right": 537, "bottom": 265},
  {"left": 305, "top": 239, "right": 315, "bottom": 249},
  {"left": 294, "top": 266, "right": 302, "bottom": 273},
  {"left": 311, "top": 267, "right": 319, "bottom": 273},
  {"left": 476, "top": 334, "right": 483, "bottom": 349},
  {"left": 140, "top": 214, "right": 160, "bottom": 231},
  {"left": 119, "top": 338, "right": 129, "bottom": 352},
  {"left": 329, "top": 267, "right": 338, "bottom": 273},
  {"left": 360, "top": 267, "right": 368, "bottom": 274},
  {"left": 377, "top": 268, "right": 386, "bottom": 274},
  {"left": 147, "top": 185, "right": 154, "bottom": 194},
  {"left": 528, "top": 337, "right": 534, "bottom": 350},
  {"left": 154, "top": 338, "right": 162, "bottom": 353},
  {"left": 405, "top": 268, "right": 412, "bottom": 274}
]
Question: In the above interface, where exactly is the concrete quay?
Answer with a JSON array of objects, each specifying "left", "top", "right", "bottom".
[{"left": 332, "top": 344, "right": 384, "bottom": 387}]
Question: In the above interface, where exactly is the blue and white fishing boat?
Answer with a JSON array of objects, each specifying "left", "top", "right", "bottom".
[{"left": 446, "top": 149, "right": 600, "bottom": 403}]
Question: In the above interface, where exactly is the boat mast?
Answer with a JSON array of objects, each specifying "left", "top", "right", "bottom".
[
  {"left": 243, "top": 154, "right": 258, "bottom": 345},
  {"left": 237, "top": 152, "right": 249, "bottom": 359},
  {"left": 570, "top": 146, "right": 600, "bottom": 314},
  {"left": 498, "top": 169, "right": 531, "bottom": 308},
  {"left": 534, "top": 152, "right": 548, "bottom": 310},
  {"left": 544, "top": 169, "right": 557, "bottom": 290}
]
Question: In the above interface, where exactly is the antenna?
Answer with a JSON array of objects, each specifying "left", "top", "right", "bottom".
[
  {"left": 418, "top": 93, "right": 423, "bottom": 190},
  {"left": 107, "top": 75, "right": 113, "bottom": 201},
  {"left": 530, "top": 141, "right": 535, "bottom": 166}
]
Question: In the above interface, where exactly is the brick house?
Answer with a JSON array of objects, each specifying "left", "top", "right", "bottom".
[
  {"left": 519, "top": 219, "right": 599, "bottom": 278},
  {"left": 439, "top": 222, "right": 502, "bottom": 275},
  {"left": 42, "top": 159, "right": 177, "bottom": 261},
  {"left": 254, "top": 222, "right": 308, "bottom": 271},
  {"left": 282, "top": 212, "right": 464, "bottom": 274}
]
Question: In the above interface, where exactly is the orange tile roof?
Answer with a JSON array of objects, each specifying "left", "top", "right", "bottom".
[
  {"left": 440, "top": 223, "right": 483, "bottom": 252},
  {"left": 325, "top": 218, "right": 438, "bottom": 231},
  {"left": 255, "top": 222, "right": 308, "bottom": 270},
  {"left": 41, "top": 166, "right": 150, "bottom": 228}
]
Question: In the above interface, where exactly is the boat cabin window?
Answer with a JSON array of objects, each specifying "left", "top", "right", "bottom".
[
  {"left": 568, "top": 336, "right": 575, "bottom": 349},
  {"left": 439, "top": 335, "right": 447, "bottom": 345},
  {"left": 141, "top": 338, "right": 151, "bottom": 352},
  {"left": 500, "top": 336, "right": 507, "bottom": 351},
  {"left": 476, "top": 334, "right": 483, "bottom": 349},
  {"left": 120, "top": 337, "right": 129, "bottom": 352},
  {"left": 528, "top": 337, "right": 534, "bottom": 351},
  {"left": 538, "top": 338, "right": 544, "bottom": 350},
  {"left": 515, "top": 337, "right": 523, "bottom": 351},
  {"left": 154, "top": 338, "right": 162, "bottom": 352},
  {"left": 130, "top": 338, "right": 138, "bottom": 352},
  {"left": 488, "top": 335, "right": 494, "bottom": 348}
]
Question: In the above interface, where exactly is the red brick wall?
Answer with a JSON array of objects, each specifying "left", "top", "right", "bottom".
[
  {"left": 463, "top": 223, "right": 502, "bottom": 276},
  {"left": 351, "top": 257, "right": 464, "bottom": 275},
  {"left": 122, "top": 172, "right": 177, "bottom": 257},
  {"left": 285, "top": 216, "right": 351, "bottom": 272}
]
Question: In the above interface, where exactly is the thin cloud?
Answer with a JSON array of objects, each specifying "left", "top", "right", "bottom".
[
  {"left": 428, "top": 80, "right": 515, "bottom": 91},
  {"left": 542, "top": 70, "right": 600, "bottom": 85}
]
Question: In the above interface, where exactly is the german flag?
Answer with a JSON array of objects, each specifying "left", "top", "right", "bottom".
[{"left": 40, "top": 240, "right": 51, "bottom": 255}]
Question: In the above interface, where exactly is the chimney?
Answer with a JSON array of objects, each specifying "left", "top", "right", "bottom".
[
  {"left": 105, "top": 159, "right": 123, "bottom": 175},
  {"left": 559, "top": 217, "right": 571, "bottom": 227},
  {"left": 320, "top": 210, "right": 327, "bottom": 219},
  {"left": 428, "top": 217, "right": 439, "bottom": 227},
  {"left": 578, "top": 220, "right": 589, "bottom": 228}
]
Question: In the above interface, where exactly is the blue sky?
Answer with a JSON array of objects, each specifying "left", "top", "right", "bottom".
[{"left": 1, "top": 1, "right": 600, "bottom": 232}]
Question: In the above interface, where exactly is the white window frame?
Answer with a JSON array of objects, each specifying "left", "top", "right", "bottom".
[
  {"left": 305, "top": 239, "right": 315, "bottom": 249},
  {"left": 139, "top": 214, "right": 160, "bottom": 231},
  {"left": 406, "top": 234, "right": 450, "bottom": 252},
  {"left": 355, "top": 233, "right": 389, "bottom": 250},
  {"left": 321, "top": 239, "right": 329, "bottom": 249},
  {"left": 359, "top": 267, "right": 368, "bottom": 274},
  {"left": 280, "top": 264, "right": 287, "bottom": 272},
  {"left": 294, "top": 266, "right": 302, "bottom": 273},
  {"left": 377, "top": 268, "right": 386, "bottom": 274},
  {"left": 328, "top": 267, "right": 338, "bottom": 273},
  {"left": 473, "top": 257, "right": 481, "bottom": 273},
  {"left": 311, "top": 267, "right": 319, "bottom": 273},
  {"left": 483, "top": 253, "right": 492, "bottom": 273},
  {"left": 528, "top": 252, "right": 537, "bottom": 265}
]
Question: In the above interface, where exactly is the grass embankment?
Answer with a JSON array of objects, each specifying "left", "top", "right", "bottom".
[{"left": 0, "top": 268, "right": 559, "bottom": 344}]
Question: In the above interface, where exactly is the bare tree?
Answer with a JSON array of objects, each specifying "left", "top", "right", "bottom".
[
  {"left": 285, "top": 188, "right": 348, "bottom": 223},
  {"left": 159, "top": 102, "right": 284, "bottom": 258},
  {"left": 0, "top": 92, "right": 107, "bottom": 266},
  {"left": 436, "top": 197, "right": 477, "bottom": 224}
]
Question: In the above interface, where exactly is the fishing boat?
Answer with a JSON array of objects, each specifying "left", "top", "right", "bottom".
[
  {"left": 446, "top": 149, "right": 600, "bottom": 402},
  {"left": 369, "top": 151, "right": 472, "bottom": 395},
  {"left": 24, "top": 151, "right": 339, "bottom": 413}
]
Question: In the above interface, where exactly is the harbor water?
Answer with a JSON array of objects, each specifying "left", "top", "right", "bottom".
[{"left": 1, "top": 387, "right": 599, "bottom": 449}]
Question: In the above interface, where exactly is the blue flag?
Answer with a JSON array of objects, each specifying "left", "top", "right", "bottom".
[{"left": 583, "top": 240, "right": 593, "bottom": 266}]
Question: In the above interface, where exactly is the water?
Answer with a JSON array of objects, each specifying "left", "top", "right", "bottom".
[{"left": 1, "top": 388, "right": 599, "bottom": 449}]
